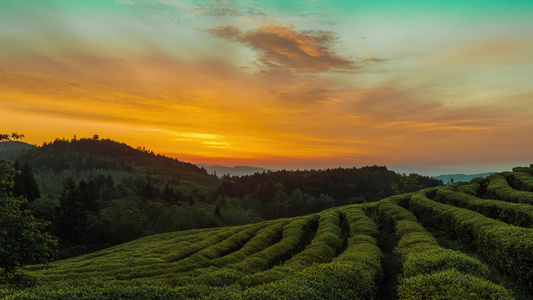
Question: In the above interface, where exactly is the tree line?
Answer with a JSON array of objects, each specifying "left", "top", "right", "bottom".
[{"left": 1, "top": 136, "right": 443, "bottom": 268}]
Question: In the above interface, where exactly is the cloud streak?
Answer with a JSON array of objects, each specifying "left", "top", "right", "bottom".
[
  {"left": 2, "top": 0, "right": 533, "bottom": 169},
  {"left": 2, "top": 48, "right": 531, "bottom": 168},
  {"left": 210, "top": 24, "right": 356, "bottom": 74}
]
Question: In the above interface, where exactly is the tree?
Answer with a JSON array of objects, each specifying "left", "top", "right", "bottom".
[
  {"left": 0, "top": 133, "right": 56, "bottom": 274},
  {"left": 11, "top": 162, "right": 40, "bottom": 202},
  {"left": 392, "top": 173, "right": 423, "bottom": 194},
  {"left": 0, "top": 132, "right": 24, "bottom": 142}
]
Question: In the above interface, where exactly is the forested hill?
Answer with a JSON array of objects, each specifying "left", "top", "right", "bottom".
[
  {"left": 0, "top": 140, "right": 35, "bottom": 151},
  {"left": 213, "top": 166, "right": 443, "bottom": 219},
  {"left": 5, "top": 138, "right": 223, "bottom": 257},
  {"left": 17, "top": 138, "right": 213, "bottom": 181},
  {"left": 0, "top": 141, "right": 35, "bottom": 161},
  {"left": 4, "top": 137, "right": 442, "bottom": 259},
  {"left": 13, "top": 137, "right": 219, "bottom": 199}
]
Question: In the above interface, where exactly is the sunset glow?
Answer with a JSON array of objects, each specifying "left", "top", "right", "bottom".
[{"left": 2, "top": 0, "right": 533, "bottom": 171}]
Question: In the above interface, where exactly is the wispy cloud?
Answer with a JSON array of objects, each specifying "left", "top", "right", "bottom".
[
  {"left": 364, "top": 57, "right": 388, "bottom": 63},
  {"left": 2, "top": 0, "right": 533, "bottom": 168},
  {"left": 210, "top": 24, "right": 356, "bottom": 74}
]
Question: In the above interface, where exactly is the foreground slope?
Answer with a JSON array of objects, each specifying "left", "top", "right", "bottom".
[{"left": 3, "top": 165, "right": 533, "bottom": 299}]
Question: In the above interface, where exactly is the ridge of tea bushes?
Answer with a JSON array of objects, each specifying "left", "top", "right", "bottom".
[
  {"left": 410, "top": 188, "right": 533, "bottom": 286},
  {"left": 231, "top": 205, "right": 384, "bottom": 299},
  {"left": 398, "top": 269, "right": 513, "bottom": 300},
  {"left": 506, "top": 171, "right": 533, "bottom": 192},
  {"left": 193, "top": 214, "right": 319, "bottom": 287},
  {"left": 487, "top": 174, "right": 533, "bottom": 205},
  {"left": 242, "top": 210, "right": 343, "bottom": 286},
  {"left": 4, "top": 165, "right": 533, "bottom": 299},
  {"left": 375, "top": 196, "right": 512, "bottom": 299},
  {"left": 378, "top": 196, "right": 490, "bottom": 278},
  {"left": 434, "top": 187, "right": 533, "bottom": 228}
]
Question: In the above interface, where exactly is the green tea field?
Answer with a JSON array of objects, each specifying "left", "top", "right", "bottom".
[{"left": 3, "top": 166, "right": 533, "bottom": 299}]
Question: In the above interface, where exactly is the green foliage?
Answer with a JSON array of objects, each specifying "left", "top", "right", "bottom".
[
  {"left": 284, "top": 210, "right": 343, "bottom": 267},
  {"left": 240, "top": 207, "right": 383, "bottom": 300},
  {"left": 435, "top": 187, "right": 533, "bottom": 228},
  {"left": 10, "top": 161, "right": 40, "bottom": 202},
  {"left": 409, "top": 189, "right": 533, "bottom": 286},
  {"left": 487, "top": 174, "right": 533, "bottom": 205},
  {"left": 242, "top": 261, "right": 379, "bottom": 300},
  {"left": 3, "top": 142, "right": 533, "bottom": 300},
  {"left": 378, "top": 197, "right": 490, "bottom": 277},
  {"left": 0, "top": 133, "right": 57, "bottom": 275},
  {"left": 194, "top": 215, "right": 318, "bottom": 287},
  {"left": 376, "top": 196, "right": 512, "bottom": 299},
  {"left": 398, "top": 269, "right": 513, "bottom": 300},
  {"left": 0, "top": 188, "right": 57, "bottom": 273},
  {"left": 456, "top": 182, "right": 480, "bottom": 196},
  {"left": 506, "top": 171, "right": 533, "bottom": 192},
  {"left": 215, "top": 166, "right": 442, "bottom": 220},
  {"left": 392, "top": 173, "right": 423, "bottom": 194}
]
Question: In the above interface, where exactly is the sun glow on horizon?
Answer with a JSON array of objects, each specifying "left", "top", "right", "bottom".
[{"left": 2, "top": 0, "right": 533, "bottom": 170}]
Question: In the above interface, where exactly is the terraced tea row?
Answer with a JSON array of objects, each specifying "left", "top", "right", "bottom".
[
  {"left": 3, "top": 166, "right": 533, "bottom": 299},
  {"left": 434, "top": 185, "right": 533, "bottom": 228},
  {"left": 410, "top": 189, "right": 533, "bottom": 287},
  {"left": 377, "top": 196, "right": 512, "bottom": 299}
]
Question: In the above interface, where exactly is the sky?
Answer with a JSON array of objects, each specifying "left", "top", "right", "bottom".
[{"left": 1, "top": 0, "right": 533, "bottom": 173}]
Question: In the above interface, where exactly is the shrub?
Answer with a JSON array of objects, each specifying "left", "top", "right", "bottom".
[
  {"left": 409, "top": 190, "right": 533, "bottom": 285},
  {"left": 435, "top": 187, "right": 533, "bottom": 228},
  {"left": 487, "top": 174, "right": 533, "bottom": 205},
  {"left": 398, "top": 269, "right": 513, "bottom": 300}
]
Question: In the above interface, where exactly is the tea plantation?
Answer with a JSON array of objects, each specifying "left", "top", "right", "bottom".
[{"left": 2, "top": 166, "right": 533, "bottom": 299}]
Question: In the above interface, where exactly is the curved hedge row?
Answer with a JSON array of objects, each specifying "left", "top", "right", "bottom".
[
  {"left": 284, "top": 210, "right": 343, "bottom": 267},
  {"left": 227, "top": 206, "right": 384, "bottom": 299},
  {"left": 434, "top": 187, "right": 533, "bottom": 228},
  {"left": 243, "top": 210, "right": 343, "bottom": 286},
  {"left": 398, "top": 269, "right": 513, "bottom": 300},
  {"left": 505, "top": 171, "right": 533, "bottom": 192},
  {"left": 487, "top": 174, "right": 533, "bottom": 205},
  {"left": 377, "top": 196, "right": 512, "bottom": 299},
  {"left": 409, "top": 189, "right": 533, "bottom": 286},
  {"left": 192, "top": 214, "right": 319, "bottom": 287}
]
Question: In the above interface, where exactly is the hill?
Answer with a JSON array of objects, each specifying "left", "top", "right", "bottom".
[
  {"left": 3, "top": 164, "right": 533, "bottom": 299},
  {"left": 14, "top": 137, "right": 219, "bottom": 199},
  {"left": 6, "top": 137, "right": 225, "bottom": 257},
  {"left": 432, "top": 172, "right": 495, "bottom": 185},
  {"left": 198, "top": 164, "right": 272, "bottom": 177},
  {"left": 0, "top": 141, "right": 35, "bottom": 152},
  {"left": 0, "top": 141, "right": 35, "bottom": 161},
  {"left": 4, "top": 137, "right": 442, "bottom": 258},
  {"left": 389, "top": 165, "right": 461, "bottom": 177}
]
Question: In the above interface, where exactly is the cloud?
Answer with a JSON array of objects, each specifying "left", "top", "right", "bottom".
[
  {"left": 364, "top": 57, "right": 388, "bottom": 63},
  {"left": 3, "top": 47, "right": 532, "bottom": 168},
  {"left": 210, "top": 24, "right": 356, "bottom": 74}
]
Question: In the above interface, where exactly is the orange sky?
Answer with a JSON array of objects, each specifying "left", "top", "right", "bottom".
[{"left": 2, "top": 1, "right": 533, "bottom": 172}]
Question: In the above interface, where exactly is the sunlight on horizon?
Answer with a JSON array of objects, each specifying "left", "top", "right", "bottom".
[{"left": 2, "top": 0, "right": 533, "bottom": 171}]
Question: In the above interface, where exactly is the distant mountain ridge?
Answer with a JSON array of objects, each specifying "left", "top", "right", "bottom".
[
  {"left": 198, "top": 164, "right": 273, "bottom": 177},
  {"left": 389, "top": 165, "right": 462, "bottom": 177},
  {"left": 432, "top": 172, "right": 496, "bottom": 185}
]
